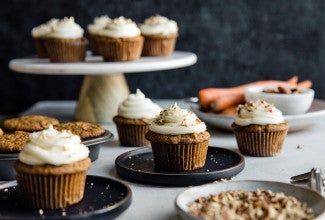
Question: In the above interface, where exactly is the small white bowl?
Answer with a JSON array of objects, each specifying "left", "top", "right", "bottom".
[{"left": 244, "top": 86, "right": 315, "bottom": 115}]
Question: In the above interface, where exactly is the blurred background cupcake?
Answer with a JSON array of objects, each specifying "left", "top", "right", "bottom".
[
  {"left": 87, "top": 15, "right": 111, "bottom": 55},
  {"left": 232, "top": 100, "right": 288, "bottom": 157},
  {"left": 97, "top": 16, "right": 144, "bottom": 61},
  {"left": 43, "top": 17, "right": 87, "bottom": 62},
  {"left": 139, "top": 15, "right": 178, "bottom": 56}
]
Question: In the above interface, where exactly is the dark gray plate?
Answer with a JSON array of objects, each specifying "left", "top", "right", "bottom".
[
  {"left": 115, "top": 146, "right": 245, "bottom": 186},
  {"left": 0, "top": 175, "right": 131, "bottom": 219}
]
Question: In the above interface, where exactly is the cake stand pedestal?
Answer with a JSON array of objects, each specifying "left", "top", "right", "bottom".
[{"left": 9, "top": 51, "right": 197, "bottom": 122}]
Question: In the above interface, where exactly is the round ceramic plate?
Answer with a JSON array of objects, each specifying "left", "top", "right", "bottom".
[
  {"left": 190, "top": 99, "right": 325, "bottom": 132},
  {"left": 175, "top": 180, "right": 325, "bottom": 220},
  {"left": 0, "top": 175, "right": 131, "bottom": 219},
  {"left": 115, "top": 146, "right": 245, "bottom": 186}
]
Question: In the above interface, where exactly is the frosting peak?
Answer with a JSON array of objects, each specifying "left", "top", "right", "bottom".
[
  {"left": 48, "top": 17, "right": 84, "bottom": 39},
  {"left": 98, "top": 16, "right": 140, "bottom": 38},
  {"left": 31, "top": 18, "right": 59, "bottom": 37},
  {"left": 139, "top": 15, "right": 178, "bottom": 36},
  {"left": 87, "top": 15, "right": 111, "bottom": 34}
]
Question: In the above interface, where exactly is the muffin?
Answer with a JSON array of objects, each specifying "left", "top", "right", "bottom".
[
  {"left": 54, "top": 121, "right": 106, "bottom": 139},
  {"left": 31, "top": 18, "right": 58, "bottom": 58},
  {"left": 3, "top": 115, "right": 59, "bottom": 132},
  {"left": 14, "top": 125, "right": 91, "bottom": 209},
  {"left": 232, "top": 100, "right": 289, "bottom": 157},
  {"left": 0, "top": 131, "right": 29, "bottom": 153},
  {"left": 97, "top": 16, "right": 144, "bottom": 61},
  {"left": 139, "top": 15, "right": 178, "bottom": 56},
  {"left": 87, "top": 15, "right": 111, "bottom": 55},
  {"left": 113, "top": 89, "right": 162, "bottom": 147},
  {"left": 145, "top": 103, "right": 210, "bottom": 171},
  {"left": 43, "top": 17, "right": 87, "bottom": 62}
]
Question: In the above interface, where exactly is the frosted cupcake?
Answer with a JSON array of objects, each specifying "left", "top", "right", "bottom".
[
  {"left": 232, "top": 100, "right": 289, "bottom": 156},
  {"left": 113, "top": 89, "right": 161, "bottom": 146},
  {"left": 146, "top": 104, "right": 210, "bottom": 171},
  {"left": 139, "top": 15, "right": 178, "bottom": 56},
  {"left": 97, "top": 16, "right": 144, "bottom": 61},
  {"left": 87, "top": 15, "right": 111, "bottom": 55},
  {"left": 31, "top": 18, "right": 58, "bottom": 58},
  {"left": 44, "top": 17, "right": 87, "bottom": 62},
  {"left": 14, "top": 125, "right": 91, "bottom": 209}
]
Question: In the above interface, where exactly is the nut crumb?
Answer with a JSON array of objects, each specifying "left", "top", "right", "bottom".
[
  {"left": 297, "top": 144, "right": 304, "bottom": 149},
  {"left": 39, "top": 209, "right": 44, "bottom": 215}
]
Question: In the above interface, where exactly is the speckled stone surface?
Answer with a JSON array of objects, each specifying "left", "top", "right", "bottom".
[{"left": 0, "top": 0, "right": 324, "bottom": 114}]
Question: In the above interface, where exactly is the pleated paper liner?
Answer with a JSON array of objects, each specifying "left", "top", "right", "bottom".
[
  {"left": 141, "top": 33, "right": 178, "bottom": 56},
  {"left": 33, "top": 37, "right": 48, "bottom": 58}
]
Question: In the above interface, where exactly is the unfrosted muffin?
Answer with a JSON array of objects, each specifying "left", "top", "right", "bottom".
[
  {"left": 0, "top": 131, "right": 29, "bottom": 153},
  {"left": 54, "top": 121, "right": 105, "bottom": 139},
  {"left": 113, "top": 89, "right": 161, "bottom": 147},
  {"left": 232, "top": 100, "right": 288, "bottom": 157},
  {"left": 87, "top": 15, "right": 111, "bottom": 55},
  {"left": 43, "top": 17, "right": 87, "bottom": 62},
  {"left": 139, "top": 15, "right": 178, "bottom": 56},
  {"left": 97, "top": 16, "right": 144, "bottom": 61},
  {"left": 3, "top": 115, "right": 59, "bottom": 132},
  {"left": 14, "top": 125, "right": 91, "bottom": 209},
  {"left": 145, "top": 104, "right": 210, "bottom": 171}
]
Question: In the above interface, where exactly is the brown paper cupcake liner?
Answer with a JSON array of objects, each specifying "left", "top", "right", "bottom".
[
  {"left": 44, "top": 37, "right": 88, "bottom": 62},
  {"left": 87, "top": 34, "right": 104, "bottom": 56},
  {"left": 97, "top": 35, "right": 144, "bottom": 61},
  {"left": 115, "top": 123, "right": 150, "bottom": 147},
  {"left": 150, "top": 141, "right": 209, "bottom": 171},
  {"left": 141, "top": 33, "right": 178, "bottom": 56},
  {"left": 33, "top": 37, "right": 48, "bottom": 58}
]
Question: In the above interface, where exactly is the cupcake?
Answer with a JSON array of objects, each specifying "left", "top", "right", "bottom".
[
  {"left": 113, "top": 89, "right": 162, "bottom": 147},
  {"left": 97, "top": 16, "right": 144, "bottom": 61},
  {"left": 44, "top": 17, "right": 87, "bottom": 62},
  {"left": 14, "top": 125, "right": 91, "bottom": 209},
  {"left": 145, "top": 103, "right": 210, "bottom": 171},
  {"left": 87, "top": 15, "right": 111, "bottom": 55},
  {"left": 232, "top": 100, "right": 289, "bottom": 157},
  {"left": 31, "top": 18, "right": 58, "bottom": 58},
  {"left": 139, "top": 15, "right": 178, "bottom": 56}
]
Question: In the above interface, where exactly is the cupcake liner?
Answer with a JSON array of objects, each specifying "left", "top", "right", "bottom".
[
  {"left": 141, "top": 33, "right": 178, "bottom": 56},
  {"left": 44, "top": 37, "right": 88, "bottom": 62},
  {"left": 150, "top": 141, "right": 209, "bottom": 171},
  {"left": 97, "top": 35, "right": 144, "bottom": 61},
  {"left": 33, "top": 37, "right": 48, "bottom": 58},
  {"left": 114, "top": 121, "right": 150, "bottom": 147},
  {"left": 87, "top": 34, "right": 103, "bottom": 56}
]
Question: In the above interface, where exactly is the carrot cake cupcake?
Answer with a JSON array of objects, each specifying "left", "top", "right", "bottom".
[
  {"left": 232, "top": 100, "right": 289, "bottom": 156},
  {"left": 113, "top": 89, "right": 162, "bottom": 147},
  {"left": 146, "top": 103, "right": 210, "bottom": 171},
  {"left": 87, "top": 15, "right": 111, "bottom": 55},
  {"left": 3, "top": 115, "right": 59, "bottom": 132},
  {"left": 139, "top": 15, "right": 178, "bottom": 56}
]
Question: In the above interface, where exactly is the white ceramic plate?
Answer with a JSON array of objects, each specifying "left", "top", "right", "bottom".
[
  {"left": 175, "top": 180, "right": 325, "bottom": 220},
  {"left": 190, "top": 99, "right": 325, "bottom": 132}
]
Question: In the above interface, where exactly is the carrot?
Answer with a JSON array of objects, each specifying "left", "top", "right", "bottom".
[
  {"left": 198, "top": 76, "right": 311, "bottom": 112},
  {"left": 297, "top": 80, "right": 312, "bottom": 89},
  {"left": 219, "top": 105, "right": 238, "bottom": 116}
]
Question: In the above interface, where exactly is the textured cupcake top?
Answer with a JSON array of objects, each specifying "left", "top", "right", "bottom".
[
  {"left": 139, "top": 15, "right": 178, "bottom": 36},
  {"left": 87, "top": 15, "right": 111, "bottom": 34},
  {"left": 117, "top": 89, "right": 162, "bottom": 119},
  {"left": 31, "top": 18, "right": 59, "bottom": 37},
  {"left": 98, "top": 16, "right": 140, "bottom": 38},
  {"left": 48, "top": 17, "right": 84, "bottom": 39},
  {"left": 19, "top": 125, "right": 89, "bottom": 166},
  {"left": 149, "top": 103, "right": 206, "bottom": 135},
  {"left": 234, "top": 100, "right": 284, "bottom": 126}
]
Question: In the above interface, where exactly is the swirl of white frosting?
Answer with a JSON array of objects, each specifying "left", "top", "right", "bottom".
[
  {"left": 118, "top": 89, "right": 162, "bottom": 119},
  {"left": 98, "top": 16, "right": 140, "bottom": 38},
  {"left": 19, "top": 125, "right": 89, "bottom": 166},
  {"left": 234, "top": 100, "right": 284, "bottom": 126},
  {"left": 149, "top": 103, "right": 206, "bottom": 135},
  {"left": 31, "top": 18, "right": 59, "bottom": 37},
  {"left": 87, "top": 15, "right": 111, "bottom": 34},
  {"left": 139, "top": 15, "right": 178, "bottom": 36},
  {"left": 48, "top": 17, "right": 84, "bottom": 39}
]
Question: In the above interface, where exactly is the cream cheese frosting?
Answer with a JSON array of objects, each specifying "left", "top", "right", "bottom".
[
  {"left": 98, "top": 16, "right": 140, "bottom": 38},
  {"left": 19, "top": 125, "right": 89, "bottom": 166},
  {"left": 48, "top": 17, "right": 84, "bottom": 39},
  {"left": 234, "top": 100, "right": 284, "bottom": 126},
  {"left": 87, "top": 15, "right": 111, "bottom": 35},
  {"left": 149, "top": 103, "right": 206, "bottom": 135},
  {"left": 118, "top": 89, "right": 162, "bottom": 119},
  {"left": 139, "top": 15, "right": 178, "bottom": 36},
  {"left": 31, "top": 18, "right": 59, "bottom": 37}
]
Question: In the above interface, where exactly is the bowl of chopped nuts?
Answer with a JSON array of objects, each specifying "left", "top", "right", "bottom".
[{"left": 244, "top": 86, "right": 315, "bottom": 115}]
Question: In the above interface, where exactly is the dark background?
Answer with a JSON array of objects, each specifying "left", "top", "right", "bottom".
[{"left": 0, "top": 0, "right": 324, "bottom": 114}]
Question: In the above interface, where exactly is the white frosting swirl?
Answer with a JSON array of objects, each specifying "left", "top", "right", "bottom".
[
  {"left": 118, "top": 89, "right": 162, "bottom": 119},
  {"left": 139, "top": 15, "right": 178, "bottom": 36},
  {"left": 19, "top": 125, "right": 89, "bottom": 166},
  {"left": 87, "top": 15, "right": 111, "bottom": 34},
  {"left": 31, "top": 18, "right": 59, "bottom": 37},
  {"left": 149, "top": 103, "right": 206, "bottom": 135},
  {"left": 98, "top": 16, "right": 140, "bottom": 38},
  {"left": 48, "top": 17, "right": 84, "bottom": 39},
  {"left": 234, "top": 100, "right": 284, "bottom": 126}
]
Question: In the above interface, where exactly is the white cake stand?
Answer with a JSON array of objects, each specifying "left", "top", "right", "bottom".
[{"left": 9, "top": 51, "right": 197, "bottom": 122}]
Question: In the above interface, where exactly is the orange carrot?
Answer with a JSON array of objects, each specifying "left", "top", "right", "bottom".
[
  {"left": 297, "top": 80, "right": 312, "bottom": 89},
  {"left": 219, "top": 105, "right": 238, "bottom": 116}
]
